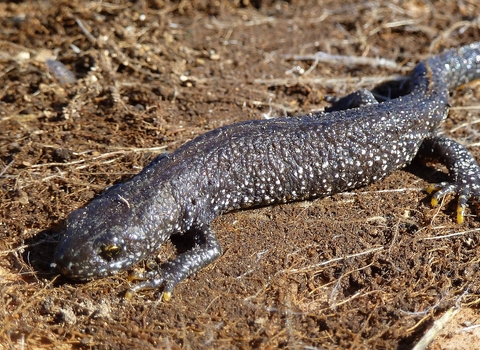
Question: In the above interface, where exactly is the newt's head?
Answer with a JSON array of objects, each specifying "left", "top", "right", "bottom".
[{"left": 54, "top": 192, "right": 154, "bottom": 281}]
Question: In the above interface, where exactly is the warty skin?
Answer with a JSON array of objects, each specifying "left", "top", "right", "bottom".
[{"left": 55, "top": 42, "right": 480, "bottom": 300}]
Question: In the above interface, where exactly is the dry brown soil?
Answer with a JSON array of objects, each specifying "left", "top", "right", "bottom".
[{"left": 1, "top": 0, "right": 480, "bottom": 349}]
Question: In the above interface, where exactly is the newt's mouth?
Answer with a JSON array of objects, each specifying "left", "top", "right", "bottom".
[
  {"left": 53, "top": 257, "right": 98, "bottom": 280},
  {"left": 54, "top": 242, "right": 138, "bottom": 281}
]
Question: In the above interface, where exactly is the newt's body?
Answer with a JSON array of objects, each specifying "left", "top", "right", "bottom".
[{"left": 55, "top": 43, "right": 480, "bottom": 300}]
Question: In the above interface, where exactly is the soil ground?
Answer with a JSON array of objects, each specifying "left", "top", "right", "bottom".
[{"left": 1, "top": 0, "right": 480, "bottom": 349}]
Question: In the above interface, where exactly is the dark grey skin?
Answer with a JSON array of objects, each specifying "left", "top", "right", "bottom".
[{"left": 55, "top": 43, "right": 480, "bottom": 300}]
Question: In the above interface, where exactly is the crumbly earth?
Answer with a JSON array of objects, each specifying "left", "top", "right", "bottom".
[{"left": 1, "top": 1, "right": 480, "bottom": 349}]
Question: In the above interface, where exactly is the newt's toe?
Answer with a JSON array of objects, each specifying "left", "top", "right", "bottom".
[
  {"left": 457, "top": 205, "right": 465, "bottom": 224},
  {"left": 456, "top": 195, "right": 469, "bottom": 224},
  {"left": 426, "top": 184, "right": 438, "bottom": 195},
  {"left": 125, "top": 289, "right": 135, "bottom": 300},
  {"left": 128, "top": 271, "right": 145, "bottom": 282},
  {"left": 427, "top": 183, "right": 458, "bottom": 208},
  {"left": 162, "top": 291, "right": 172, "bottom": 302}
]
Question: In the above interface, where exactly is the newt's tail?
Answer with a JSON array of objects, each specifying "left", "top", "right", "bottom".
[{"left": 430, "top": 42, "right": 480, "bottom": 90}]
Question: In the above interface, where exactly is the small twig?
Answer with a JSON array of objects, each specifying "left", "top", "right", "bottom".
[
  {"left": 457, "top": 324, "right": 480, "bottom": 332},
  {"left": 450, "top": 105, "right": 480, "bottom": 111},
  {"left": 340, "top": 187, "right": 423, "bottom": 196},
  {"left": 211, "top": 16, "right": 275, "bottom": 29},
  {"left": 329, "top": 261, "right": 375, "bottom": 309},
  {"left": 412, "top": 287, "right": 470, "bottom": 349},
  {"left": 285, "top": 52, "right": 400, "bottom": 69},
  {"left": 29, "top": 146, "right": 170, "bottom": 169},
  {"left": 449, "top": 117, "right": 480, "bottom": 133},
  {"left": 399, "top": 298, "right": 443, "bottom": 317},
  {"left": 429, "top": 194, "right": 447, "bottom": 226},
  {"left": 411, "top": 307, "right": 458, "bottom": 350},
  {"left": 0, "top": 238, "right": 58, "bottom": 257},
  {"left": 420, "top": 227, "right": 480, "bottom": 241},
  {"left": 75, "top": 17, "right": 97, "bottom": 43},
  {"left": 254, "top": 75, "right": 406, "bottom": 87},
  {"left": 279, "top": 246, "right": 383, "bottom": 274},
  {"left": 465, "top": 142, "right": 480, "bottom": 147},
  {"left": 301, "top": 55, "right": 320, "bottom": 76},
  {"left": 429, "top": 19, "right": 480, "bottom": 52},
  {"left": 0, "top": 159, "right": 15, "bottom": 178},
  {"left": 250, "top": 100, "right": 298, "bottom": 114}
]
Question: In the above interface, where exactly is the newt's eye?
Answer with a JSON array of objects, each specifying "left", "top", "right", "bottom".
[{"left": 101, "top": 244, "right": 122, "bottom": 260}]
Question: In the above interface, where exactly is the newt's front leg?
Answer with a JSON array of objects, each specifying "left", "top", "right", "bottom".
[
  {"left": 417, "top": 135, "right": 480, "bottom": 224},
  {"left": 126, "top": 225, "right": 222, "bottom": 301}
]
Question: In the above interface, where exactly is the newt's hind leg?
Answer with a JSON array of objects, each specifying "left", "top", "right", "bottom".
[{"left": 417, "top": 135, "right": 480, "bottom": 224}]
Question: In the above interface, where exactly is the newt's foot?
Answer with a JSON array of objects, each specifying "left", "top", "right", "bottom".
[
  {"left": 124, "top": 225, "right": 222, "bottom": 301},
  {"left": 418, "top": 136, "right": 480, "bottom": 225},
  {"left": 125, "top": 288, "right": 171, "bottom": 301},
  {"left": 426, "top": 182, "right": 479, "bottom": 224},
  {"left": 125, "top": 270, "right": 176, "bottom": 301}
]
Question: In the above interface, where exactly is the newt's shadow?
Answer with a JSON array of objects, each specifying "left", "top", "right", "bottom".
[
  {"left": 406, "top": 160, "right": 458, "bottom": 212},
  {"left": 20, "top": 222, "right": 64, "bottom": 285},
  {"left": 324, "top": 75, "right": 411, "bottom": 111},
  {"left": 370, "top": 75, "right": 411, "bottom": 101}
]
